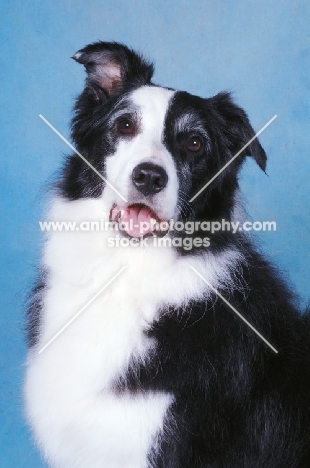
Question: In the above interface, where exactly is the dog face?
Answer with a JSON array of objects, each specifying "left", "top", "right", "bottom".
[
  {"left": 61, "top": 42, "right": 267, "bottom": 242},
  {"left": 102, "top": 85, "right": 179, "bottom": 229}
]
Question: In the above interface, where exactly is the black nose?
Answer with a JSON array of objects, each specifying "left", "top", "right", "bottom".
[{"left": 132, "top": 163, "right": 168, "bottom": 196}]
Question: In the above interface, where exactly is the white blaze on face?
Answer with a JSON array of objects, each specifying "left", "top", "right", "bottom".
[{"left": 103, "top": 86, "right": 178, "bottom": 221}]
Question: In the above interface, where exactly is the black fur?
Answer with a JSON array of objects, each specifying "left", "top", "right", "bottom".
[
  {"left": 58, "top": 42, "right": 154, "bottom": 200},
  {"left": 116, "top": 246, "right": 310, "bottom": 467},
  {"left": 26, "top": 271, "right": 46, "bottom": 347},
  {"left": 163, "top": 91, "right": 267, "bottom": 254}
]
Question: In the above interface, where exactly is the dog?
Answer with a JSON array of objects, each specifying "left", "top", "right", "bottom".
[{"left": 25, "top": 42, "right": 310, "bottom": 468}]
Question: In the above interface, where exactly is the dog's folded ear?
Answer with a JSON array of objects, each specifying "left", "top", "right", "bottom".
[
  {"left": 210, "top": 92, "right": 267, "bottom": 172},
  {"left": 72, "top": 41, "right": 154, "bottom": 98}
]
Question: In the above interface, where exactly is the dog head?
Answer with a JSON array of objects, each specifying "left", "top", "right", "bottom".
[{"left": 61, "top": 41, "right": 266, "bottom": 244}]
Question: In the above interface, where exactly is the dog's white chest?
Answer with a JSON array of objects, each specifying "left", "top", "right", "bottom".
[
  {"left": 25, "top": 273, "right": 172, "bottom": 468},
  {"left": 25, "top": 199, "right": 240, "bottom": 467}
]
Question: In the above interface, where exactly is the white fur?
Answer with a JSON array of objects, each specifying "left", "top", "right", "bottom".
[{"left": 25, "top": 86, "right": 243, "bottom": 468}]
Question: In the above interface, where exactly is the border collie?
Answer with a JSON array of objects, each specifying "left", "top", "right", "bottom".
[{"left": 25, "top": 42, "right": 310, "bottom": 468}]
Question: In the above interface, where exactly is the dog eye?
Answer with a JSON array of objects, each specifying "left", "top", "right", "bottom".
[
  {"left": 117, "top": 118, "right": 135, "bottom": 136},
  {"left": 186, "top": 136, "right": 202, "bottom": 152}
]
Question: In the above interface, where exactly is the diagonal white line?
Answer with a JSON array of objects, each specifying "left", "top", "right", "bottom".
[
  {"left": 189, "top": 115, "right": 277, "bottom": 202},
  {"left": 39, "top": 114, "right": 128, "bottom": 203},
  {"left": 190, "top": 266, "right": 278, "bottom": 354},
  {"left": 38, "top": 266, "right": 127, "bottom": 354}
]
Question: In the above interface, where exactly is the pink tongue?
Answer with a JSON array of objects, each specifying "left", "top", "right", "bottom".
[{"left": 110, "top": 205, "right": 157, "bottom": 237}]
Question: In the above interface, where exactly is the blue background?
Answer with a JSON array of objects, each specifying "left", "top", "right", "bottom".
[{"left": 1, "top": 1, "right": 309, "bottom": 466}]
